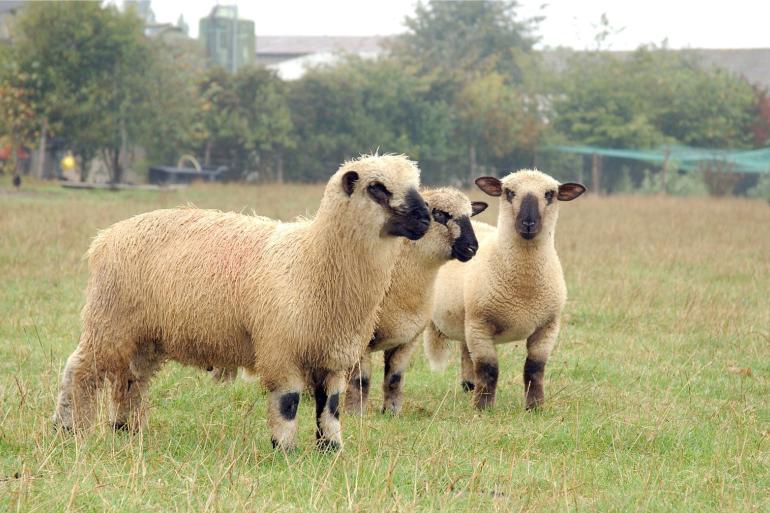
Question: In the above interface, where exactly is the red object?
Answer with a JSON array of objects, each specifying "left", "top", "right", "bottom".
[{"left": 0, "top": 145, "right": 30, "bottom": 160}]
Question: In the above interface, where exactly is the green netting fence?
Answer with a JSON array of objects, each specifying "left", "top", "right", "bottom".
[{"left": 552, "top": 145, "right": 770, "bottom": 174}]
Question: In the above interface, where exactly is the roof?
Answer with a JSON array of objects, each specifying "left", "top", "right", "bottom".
[
  {"left": 542, "top": 47, "right": 770, "bottom": 90},
  {"left": 256, "top": 35, "right": 388, "bottom": 56},
  {"left": 689, "top": 48, "right": 770, "bottom": 91}
]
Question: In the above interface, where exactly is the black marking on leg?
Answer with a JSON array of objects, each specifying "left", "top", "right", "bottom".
[
  {"left": 352, "top": 376, "right": 370, "bottom": 393},
  {"left": 523, "top": 358, "right": 545, "bottom": 381},
  {"left": 461, "top": 380, "right": 476, "bottom": 392},
  {"left": 523, "top": 357, "right": 546, "bottom": 410},
  {"left": 328, "top": 392, "right": 340, "bottom": 419},
  {"left": 278, "top": 392, "right": 300, "bottom": 420},
  {"left": 386, "top": 372, "right": 402, "bottom": 390},
  {"left": 314, "top": 381, "right": 328, "bottom": 440},
  {"left": 477, "top": 362, "right": 498, "bottom": 387},
  {"left": 206, "top": 366, "right": 213, "bottom": 372},
  {"left": 112, "top": 421, "right": 128, "bottom": 432},
  {"left": 271, "top": 437, "right": 278, "bottom": 449}
]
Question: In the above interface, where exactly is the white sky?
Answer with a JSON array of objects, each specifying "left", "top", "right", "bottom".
[{"left": 147, "top": 0, "right": 770, "bottom": 50}]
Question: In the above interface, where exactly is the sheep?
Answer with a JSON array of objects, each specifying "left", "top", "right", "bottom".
[
  {"left": 424, "top": 170, "right": 585, "bottom": 410},
  {"left": 344, "top": 188, "right": 488, "bottom": 415},
  {"left": 52, "top": 154, "right": 431, "bottom": 451}
]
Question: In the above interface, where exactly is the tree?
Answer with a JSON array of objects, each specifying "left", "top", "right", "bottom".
[
  {"left": 12, "top": 2, "right": 154, "bottom": 182},
  {"left": 195, "top": 66, "right": 294, "bottom": 180},
  {"left": 286, "top": 56, "right": 455, "bottom": 182},
  {"left": 391, "top": 0, "right": 543, "bottom": 182},
  {"left": 0, "top": 47, "right": 37, "bottom": 176}
]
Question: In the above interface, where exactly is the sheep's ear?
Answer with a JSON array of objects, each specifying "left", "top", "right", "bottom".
[
  {"left": 475, "top": 177, "right": 502, "bottom": 197},
  {"left": 342, "top": 171, "right": 359, "bottom": 196},
  {"left": 558, "top": 182, "right": 586, "bottom": 201},
  {"left": 470, "top": 201, "right": 488, "bottom": 217}
]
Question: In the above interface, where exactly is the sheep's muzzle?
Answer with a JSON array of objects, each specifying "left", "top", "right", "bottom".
[
  {"left": 516, "top": 193, "right": 541, "bottom": 240},
  {"left": 383, "top": 188, "right": 430, "bottom": 241},
  {"left": 451, "top": 216, "right": 479, "bottom": 262}
]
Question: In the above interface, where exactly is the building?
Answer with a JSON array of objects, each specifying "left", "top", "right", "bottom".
[
  {"left": 254, "top": 35, "right": 387, "bottom": 80},
  {"left": 199, "top": 5, "right": 255, "bottom": 73}
]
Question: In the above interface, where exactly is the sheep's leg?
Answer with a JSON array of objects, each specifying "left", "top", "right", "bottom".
[
  {"left": 524, "top": 320, "right": 560, "bottom": 410},
  {"left": 382, "top": 336, "right": 418, "bottom": 415},
  {"left": 110, "top": 373, "right": 150, "bottom": 432},
  {"left": 344, "top": 353, "right": 372, "bottom": 415},
  {"left": 423, "top": 321, "right": 452, "bottom": 371},
  {"left": 466, "top": 320, "right": 498, "bottom": 410},
  {"left": 266, "top": 372, "right": 304, "bottom": 451},
  {"left": 110, "top": 341, "right": 163, "bottom": 431},
  {"left": 53, "top": 345, "right": 105, "bottom": 431},
  {"left": 460, "top": 341, "right": 475, "bottom": 392},
  {"left": 313, "top": 370, "right": 344, "bottom": 451}
]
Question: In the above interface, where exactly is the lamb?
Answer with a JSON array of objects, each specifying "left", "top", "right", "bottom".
[
  {"left": 344, "top": 188, "right": 488, "bottom": 415},
  {"left": 424, "top": 170, "right": 585, "bottom": 410},
  {"left": 52, "top": 154, "right": 431, "bottom": 451}
]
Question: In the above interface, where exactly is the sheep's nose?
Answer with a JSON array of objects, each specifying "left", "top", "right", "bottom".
[
  {"left": 467, "top": 243, "right": 478, "bottom": 255},
  {"left": 521, "top": 219, "right": 536, "bottom": 229}
]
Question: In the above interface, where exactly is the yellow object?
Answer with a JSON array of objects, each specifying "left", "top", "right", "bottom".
[{"left": 61, "top": 154, "right": 76, "bottom": 172}]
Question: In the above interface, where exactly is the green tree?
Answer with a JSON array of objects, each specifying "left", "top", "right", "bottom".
[
  {"left": 12, "top": 2, "right": 153, "bottom": 182},
  {"left": 286, "top": 56, "right": 455, "bottom": 182},
  {"left": 391, "top": 0, "right": 543, "bottom": 182},
  {"left": 196, "top": 66, "right": 294, "bottom": 180}
]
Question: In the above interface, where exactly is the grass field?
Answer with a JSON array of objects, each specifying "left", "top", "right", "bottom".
[{"left": 1, "top": 180, "right": 768, "bottom": 512}]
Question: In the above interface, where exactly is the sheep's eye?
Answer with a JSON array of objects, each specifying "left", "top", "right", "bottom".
[
  {"left": 505, "top": 189, "right": 515, "bottom": 203},
  {"left": 367, "top": 182, "right": 391, "bottom": 204},
  {"left": 545, "top": 190, "right": 555, "bottom": 202},
  {"left": 432, "top": 209, "right": 451, "bottom": 225}
]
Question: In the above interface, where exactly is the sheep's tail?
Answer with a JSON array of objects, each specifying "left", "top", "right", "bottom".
[{"left": 423, "top": 322, "right": 452, "bottom": 371}]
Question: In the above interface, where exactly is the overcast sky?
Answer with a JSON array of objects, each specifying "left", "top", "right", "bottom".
[{"left": 147, "top": 0, "right": 769, "bottom": 50}]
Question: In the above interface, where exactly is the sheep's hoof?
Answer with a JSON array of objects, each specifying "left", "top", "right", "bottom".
[
  {"left": 112, "top": 421, "right": 129, "bottom": 432},
  {"left": 461, "top": 380, "right": 476, "bottom": 392},
  {"left": 316, "top": 439, "right": 340, "bottom": 453},
  {"left": 270, "top": 438, "right": 297, "bottom": 452},
  {"left": 52, "top": 421, "right": 73, "bottom": 434}
]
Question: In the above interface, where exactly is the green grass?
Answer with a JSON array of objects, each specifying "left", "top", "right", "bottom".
[{"left": 1, "top": 181, "right": 768, "bottom": 511}]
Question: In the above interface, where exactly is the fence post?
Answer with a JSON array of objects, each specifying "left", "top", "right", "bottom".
[
  {"left": 660, "top": 147, "right": 671, "bottom": 195},
  {"left": 591, "top": 152, "right": 601, "bottom": 195}
]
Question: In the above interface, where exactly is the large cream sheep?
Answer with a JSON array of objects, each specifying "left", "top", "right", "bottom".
[
  {"left": 424, "top": 170, "right": 585, "bottom": 410},
  {"left": 344, "top": 188, "right": 488, "bottom": 415},
  {"left": 52, "top": 154, "right": 431, "bottom": 451}
]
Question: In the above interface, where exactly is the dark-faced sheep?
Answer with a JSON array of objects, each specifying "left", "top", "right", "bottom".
[
  {"left": 52, "top": 154, "right": 431, "bottom": 451},
  {"left": 424, "top": 170, "right": 585, "bottom": 410},
  {"left": 344, "top": 188, "right": 487, "bottom": 415}
]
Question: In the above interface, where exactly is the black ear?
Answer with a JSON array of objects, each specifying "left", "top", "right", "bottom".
[
  {"left": 470, "top": 201, "right": 488, "bottom": 217},
  {"left": 342, "top": 171, "right": 359, "bottom": 196},
  {"left": 558, "top": 182, "right": 586, "bottom": 201},
  {"left": 475, "top": 177, "right": 502, "bottom": 197}
]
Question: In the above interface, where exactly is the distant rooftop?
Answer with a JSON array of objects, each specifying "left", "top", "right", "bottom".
[{"left": 256, "top": 35, "right": 388, "bottom": 56}]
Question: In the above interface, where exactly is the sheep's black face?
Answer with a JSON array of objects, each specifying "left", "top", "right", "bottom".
[
  {"left": 380, "top": 187, "right": 431, "bottom": 241},
  {"left": 450, "top": 215, "right": 479, "bottom": 261}
]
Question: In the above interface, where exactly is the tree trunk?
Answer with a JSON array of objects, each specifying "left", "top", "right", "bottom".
[
  {"left": 36, "top": 116, "right": 48, "bottom": 179},
  {"left": 468, "top": 144, "right": 477, "bottom": 186},
  {"left": 204, "top": 140, "right": 212, "bottom": 166}
]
